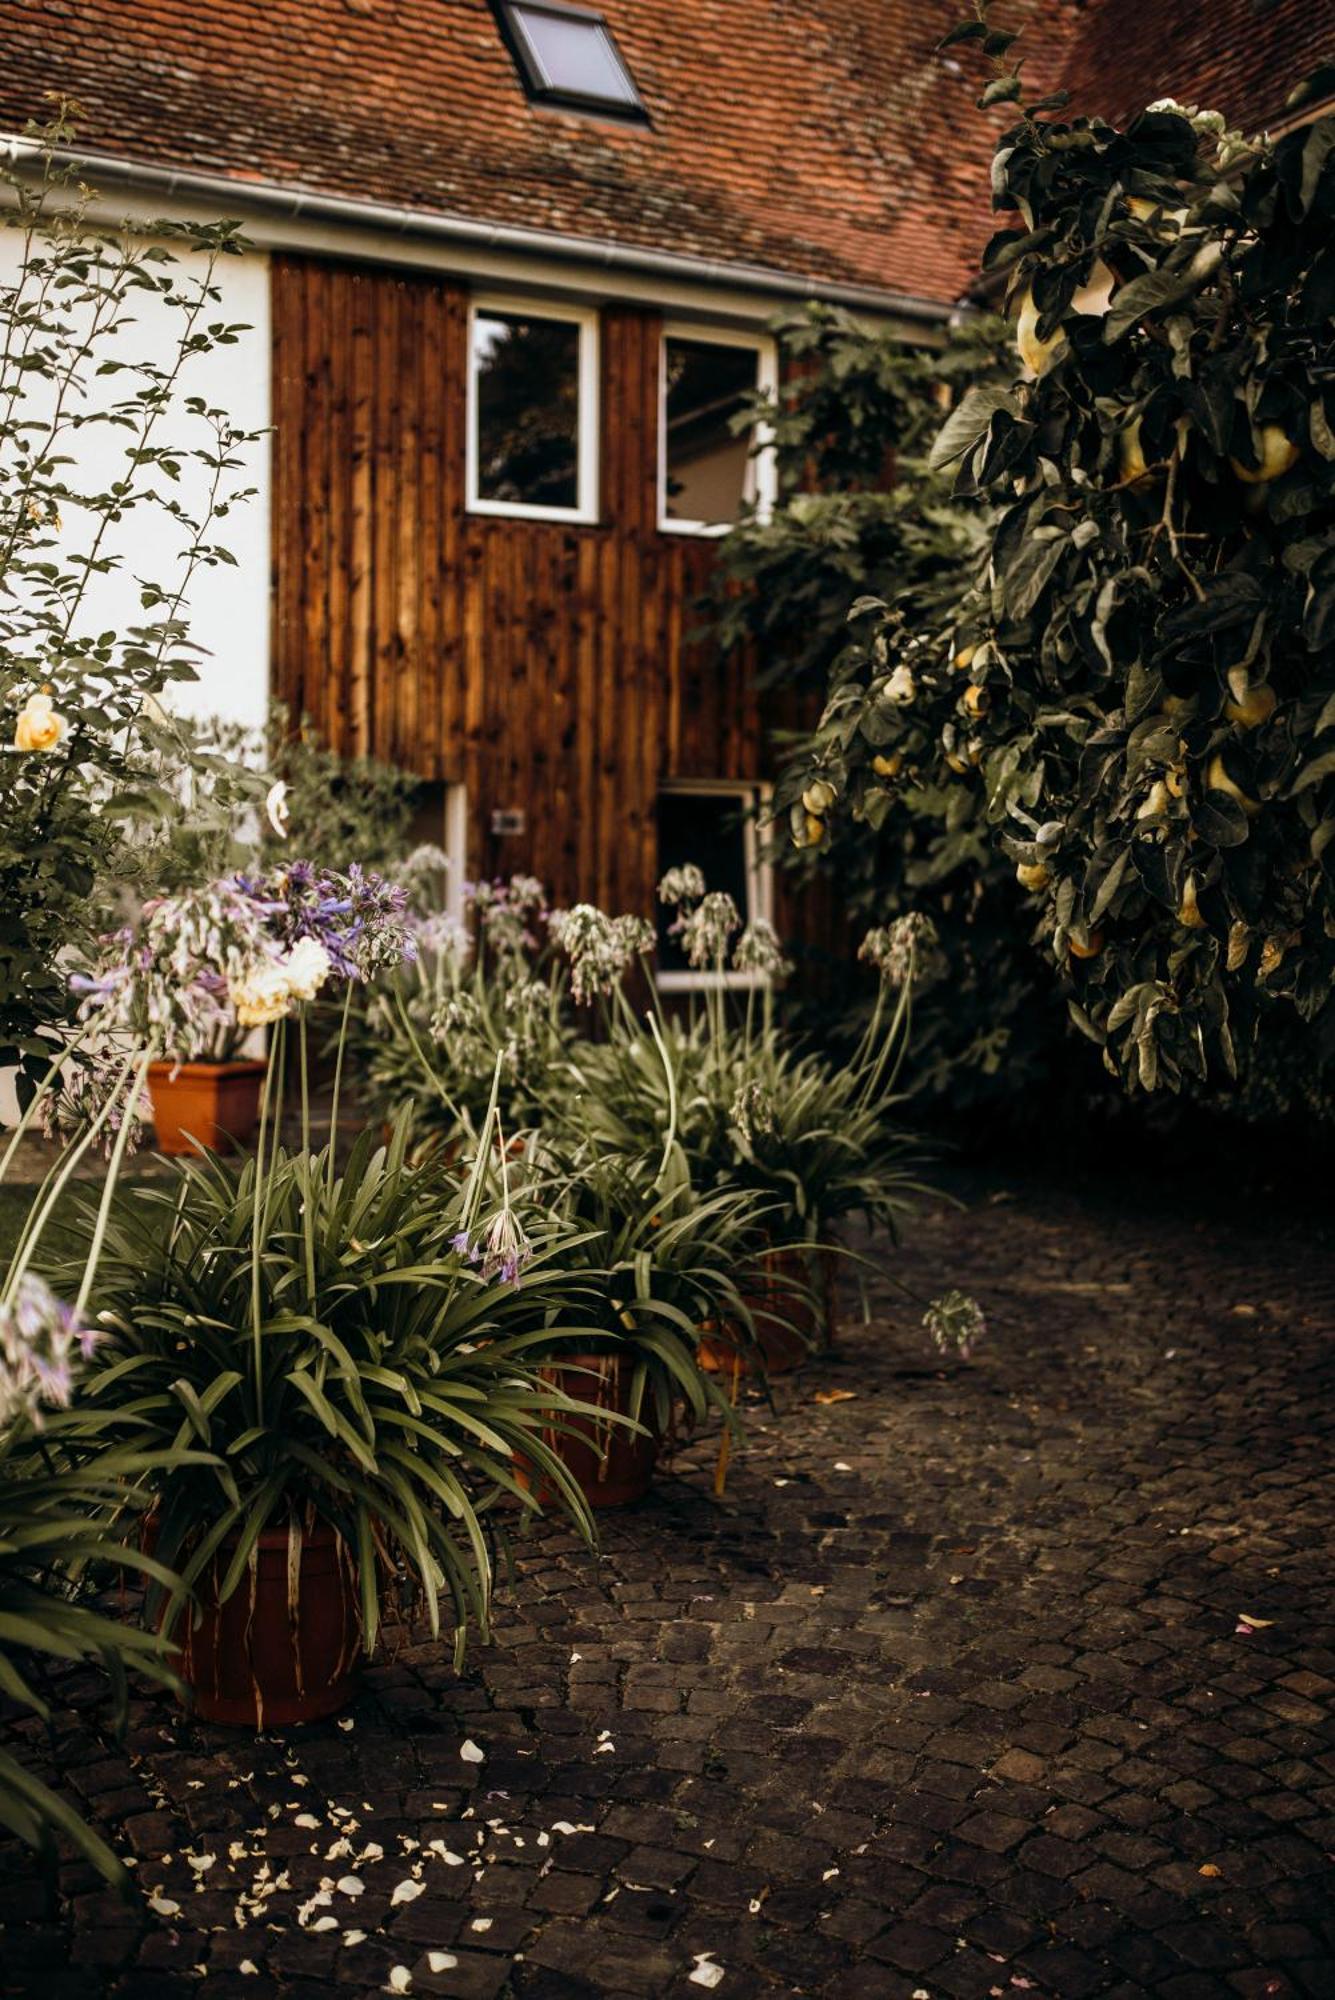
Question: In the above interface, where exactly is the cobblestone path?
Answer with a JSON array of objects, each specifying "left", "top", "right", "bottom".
[{"left": 2, "top": 1168, "right": 1333, "bottom": 2000}]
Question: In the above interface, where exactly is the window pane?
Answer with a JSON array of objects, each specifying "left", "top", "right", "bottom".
[
  {"left": 474, "top": 310, "right": 581, "bottom": 510},
  {"left": 512, "top": 7, "right": 639, "bottom": 105},
  {"left": 656, "top": 790, "right": 752, "bottom": 971},
  {"left": 663, "top": 338, "right": 760, "bottom": 526}
]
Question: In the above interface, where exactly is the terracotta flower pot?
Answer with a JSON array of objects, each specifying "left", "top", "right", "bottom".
[
  {"left": 148, "top": 1058, "right": 267, "bottom": 1156},
  {"left": 517, "top": 1353, "right": 659, "bottom": 1509},
  {"left": 170, "top": 1520, "right": 362, "bottom": 1728},
  {"left": 700, "top": 1248, "right": 820, "bottom": 1378}
]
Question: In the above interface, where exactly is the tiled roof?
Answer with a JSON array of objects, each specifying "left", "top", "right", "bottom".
[
  {"left": 0, "top": 0, "right": 1067, "bottom": 307},
  {"left": 0, "top": 2, "right": 1325, "bottom": 309},
  {"left": 1057, "top": 0, "right": 1333, "bottom": 133}
]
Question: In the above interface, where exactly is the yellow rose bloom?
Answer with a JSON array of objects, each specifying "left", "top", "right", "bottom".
[{"left": 13, "top": 691, "right": 68, "bottom": 752}]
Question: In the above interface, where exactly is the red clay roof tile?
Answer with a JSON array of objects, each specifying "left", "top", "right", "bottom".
[{"left": 0, "top": 2, "right": 1324, "bottom": 307}]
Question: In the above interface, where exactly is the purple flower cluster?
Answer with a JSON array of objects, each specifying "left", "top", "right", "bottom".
[
  {"left": 0, "top": 1275, "right": 97, "bottom": 1431},
  {"left": 450, "top": 1213, "right": 532, "bottom": 1287},
  {"left": 465, "top": 875, "right": 549, "bottom": 965},
  {"left": 238, "top": 862, "right": 416, "bottom": 983}
]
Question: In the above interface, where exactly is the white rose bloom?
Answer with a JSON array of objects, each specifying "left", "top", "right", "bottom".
[{"left": 282, "top": 937, "right": 333, "bottom": 1002}]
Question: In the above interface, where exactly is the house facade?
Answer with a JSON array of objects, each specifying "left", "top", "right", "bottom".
[{"left": 1, "top": 0, "right": 1328, "bottom": 940}]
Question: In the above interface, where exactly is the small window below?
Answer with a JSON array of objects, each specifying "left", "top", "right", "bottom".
[
  {"left": 467, "top": 300, "right": 599, "bottom": 522},
  {"left": 496, "top": 1, "right": 647, "bottom": 120},
  {"left": 660, "top": 326, "right": 777, "bottom": 535},
  {"left": 655, "top": 782, "right": 773, "bottom": 991},
  {"left": 405, "top": 781, "right": 468, "bottom": 926}
]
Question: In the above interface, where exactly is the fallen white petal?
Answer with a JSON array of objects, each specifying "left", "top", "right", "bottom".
[
  {"left": 460, "top": 1740, "right": 485, "bottom": 1764},
  {"left": 344, "top": 1929, "right": 367, "bottom": 1946},
  {"left": 427, "top": 1954, "right": 458, "bottom": 1973},
  {"left": 690, "top": 1959, "right": 725, "bottom": 1990},
  {"left": 391, "top": 1879, "right": 425, "bottom": 1906},
  {"left": 310, "top": 1916, "right": 338, "bottom": 1932},
  {"left": 388, "top": 1971, "right": 412, "bottom": 1996},
  {"left": 293, "top": 1813, "right": 320, "bottom": 1830},
  {"left": 471, "top": 1917, "right": 493, "bottom": 1933},
  {"left": 148, "top": 1894, "right": 181, "bottom": 1918},
  {"left": 336, "top": 1876, "right": 365, "bottom": 1896}
]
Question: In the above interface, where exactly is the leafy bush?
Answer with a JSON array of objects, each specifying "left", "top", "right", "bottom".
[
  {"left": 355, "top": 870, "right": 571, "bottom": 1138},
  {"left": 0, "top": 1267, "right": 183, "bottom": 1888},
  {"left": 710, "top": 306, "right": 1073, "bottom": 1105},
  {"left": 0, "top": 111, "right": 263, "bottom": 1104},
  {"left": 783, "top": 36, "right": 1335, "bottom": 1097}
]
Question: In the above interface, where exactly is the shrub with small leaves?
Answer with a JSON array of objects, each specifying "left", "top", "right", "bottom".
[{"left": 786, "top": 25, "right": 1335, "bottom": 1096}]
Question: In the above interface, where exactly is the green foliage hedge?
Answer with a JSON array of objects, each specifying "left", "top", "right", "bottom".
[{"left": 780, "top": 61, "right": 1335, "bottom": 1101}]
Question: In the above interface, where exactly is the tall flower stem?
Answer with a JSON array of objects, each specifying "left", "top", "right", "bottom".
[
  {"left": 249, "top": 1022, "right": 284, "bottom": 1423},
  {"left": 298, "top": 1009, "right": 316, "bottom": 1306},
  {"left": 3, "top": 1039, "right": 144, "bottom": 1301},
  {"left": 325, "top": 983, "right": 354, "bottom": 1194},
  {"left": 0, "top": 1021, "right": 94, "bottom": 1190},
  {"left": 72, "top": 1045, "right": 155, "bottom": 1322},
  {"left": 647, "top": 1009, "right": 679, "bottom": 1187}
]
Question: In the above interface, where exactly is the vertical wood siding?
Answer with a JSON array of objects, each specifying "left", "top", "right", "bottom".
[{"left": 271, "top": 255, "right": 816, "bottom": 934}]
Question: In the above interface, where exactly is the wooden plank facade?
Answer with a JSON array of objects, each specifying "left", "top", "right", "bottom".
[{"left": 270, "top": 254, "right": 776, "bottom": 922}]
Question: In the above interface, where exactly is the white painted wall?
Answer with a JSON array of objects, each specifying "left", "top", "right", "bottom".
[
  {"left": 0, "top": 232, "right": 272, "bottom": 732},
  {"left": 0, "top": 233, "right": 271, "bottom": 1127}
]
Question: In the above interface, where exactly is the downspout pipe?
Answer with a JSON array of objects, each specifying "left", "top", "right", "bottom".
[{"left": 1, "top": 135, "right": 955, "bottom": 325}]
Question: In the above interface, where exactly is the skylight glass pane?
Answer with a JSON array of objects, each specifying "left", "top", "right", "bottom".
[
  {"left": 473, "top": 310, "right": 581, "bottom": 511},
  {"left": 511, "top": 6, "right": 639, "bottom": 105},
  {"left": 663, "top": 338, "right": 761, "bottom": 526}
]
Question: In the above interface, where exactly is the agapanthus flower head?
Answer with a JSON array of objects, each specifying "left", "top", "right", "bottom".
[
  {"left": 478, "top": 1206, "right": 533, "bottom": 1287},
  {"left": 39, "top": 1055, "right": 149, "bottom": 1159},
  {"left": 675, "top": 891, "right": 741, "bottom": 970},
  {"left": 393, "top": 843, "right": 453, "bottom": 909},
  {"left": 470, "top": 873, "right": 550, "bottom": 964},
  {"left": 923, "top": 1290, "right": 986, "bottom": 1361},
  {"left": 559, "top": 904, "right": 652, "bottom": 1004},
  {"left": 733, "top": 917, "right": 792, "bottom": 980},
  {"left": 0, "top": 1275, "right": 96, "bottom": 1430},
  {"left": 657, "top": 863, "right": 706, "bottom": 908},
  {"left": 247, "top": 861, "right": 415, "bottom": 981},
  {"left": 858, "top": 912, "right": 945, "bottom": 989},
  {"left": 72, "top": 884, "right": 264, "bottom": 1055},
  {"left": 414, "top": 909, "right": 473, "bottom": 969},
  {"left": 432, "top": 991, "right": 484, "bottom": 1042},
  {"left": 730, "top": 1078, "right": 777, "bottom": 1146}
]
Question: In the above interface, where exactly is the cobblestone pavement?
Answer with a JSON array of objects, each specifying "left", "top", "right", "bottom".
[{"left": 2, "top": 1166, "right": 1333, "bottom": 2000}]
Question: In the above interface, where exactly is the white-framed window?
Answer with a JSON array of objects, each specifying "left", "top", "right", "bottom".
[
  {"left": 658, "top": 323, "right": 777, "bottom": 536},
  {"left": 466, "top": 295, "right": 600, "bottom": 523},
  {"left": 655, "top": 780, "right": 774, "bottom": 991}
]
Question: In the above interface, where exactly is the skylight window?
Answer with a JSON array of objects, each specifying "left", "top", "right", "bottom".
[{"left": 496, "top": 2, "right": 647, "bottom": 119}]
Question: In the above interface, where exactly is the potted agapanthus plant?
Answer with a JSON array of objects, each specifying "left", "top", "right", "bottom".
[
  {"left": 132, "top": 780, "right": 300, "bottom": 1154},
  {"left": 55, "top": 866, "right": 605, "bottom": 1725},
  {"left": 567, "top": 878, "right": 933, "bottom": 1375},
  {"left": 353, "top": 865, "right": 573, "bottom": 1149}
]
